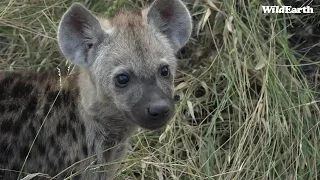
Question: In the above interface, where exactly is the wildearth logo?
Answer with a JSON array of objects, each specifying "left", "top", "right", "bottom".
[{"left": 262, "top": 6, "right": 313, "bottom": 14}]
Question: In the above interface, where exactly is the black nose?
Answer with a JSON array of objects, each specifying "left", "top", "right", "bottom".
[{"left": 147, "top": 102, "right": 169, "bottom": 119}]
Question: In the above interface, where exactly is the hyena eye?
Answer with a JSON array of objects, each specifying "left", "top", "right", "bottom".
[
  {"left": 160, "top": 65, "right": 170, "bottom": 78},
  {"left": 115, "top": 74, "right": 130, "bottom": 87}
]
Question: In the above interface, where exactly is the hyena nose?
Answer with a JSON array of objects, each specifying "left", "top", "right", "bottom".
[{"left": 147, "top": 102, "right": 169, "bottom": 119}]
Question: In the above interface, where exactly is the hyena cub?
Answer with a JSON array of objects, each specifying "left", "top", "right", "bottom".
[{"left": 0, "top": 0, "right": 192, "bottom": 179}]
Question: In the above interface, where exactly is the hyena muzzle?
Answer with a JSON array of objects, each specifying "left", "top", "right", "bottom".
[{"left": 0, "top": 0, "right": 192, "bottom": 179}]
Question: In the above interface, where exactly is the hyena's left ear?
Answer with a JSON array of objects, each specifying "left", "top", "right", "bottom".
[
  {"left": 58, "top": 3, "right": 105, "bottom": 67},
  {"left": 146, "top": 0, "right": 192, "bottom": 52}
]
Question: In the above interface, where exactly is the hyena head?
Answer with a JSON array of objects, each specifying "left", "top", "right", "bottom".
[{"left": 57, "top": 0, "right": 192, "bottom": 130}]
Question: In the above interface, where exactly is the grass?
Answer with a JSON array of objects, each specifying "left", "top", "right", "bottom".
[{"left": 1, "top": 0, "right": 320, "bottom": 179}]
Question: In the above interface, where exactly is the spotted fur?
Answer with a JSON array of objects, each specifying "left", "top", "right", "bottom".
[{"left": 0, "top": 0, "right": 192, "bottom": 179}]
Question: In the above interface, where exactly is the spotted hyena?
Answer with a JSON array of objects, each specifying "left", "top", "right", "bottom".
[{"left": 0, "top": 0, "right": 192, "bottom": 179}]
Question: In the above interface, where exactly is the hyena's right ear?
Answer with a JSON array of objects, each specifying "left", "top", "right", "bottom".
[
  {"left": 146, "top": 0, "right": 192, "bottom": 52},
  {"left": 58, "top": 3, "right": 105, "bottom": 67}
]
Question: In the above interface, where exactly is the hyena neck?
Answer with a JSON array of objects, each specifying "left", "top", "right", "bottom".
[{"left": 77, "top": 71, "right": 137, "bottom": 150}]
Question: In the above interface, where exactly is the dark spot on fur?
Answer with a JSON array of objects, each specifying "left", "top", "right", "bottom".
[
  {"left": 37, "top": 142, "right": 46, "bottom": 155},
  {"left": 26, "top": 96, "right": 37, "bottom": 112},
  {"left": 55, "top": 95, "right": 63, "bottom": 106},
  {"left": 47, "top": 92, "right": 62, "bottom": 108},
  {"left": 0, "top": 86, "right": 4, "bottom": 100},
  {"left": 109, "top": 133, "right": 118, "bottom": 141},
  {"left": 16, "top": 97, "right": 37, "bottom": 125},
  {"left": 0, "top": 77, "right": 14, "bottom": 100},
  {"left": 44, "top": 92, "right": 62, "bottom": 114},
  {"left": 71, "top": 128, "right": 77, "bottom": 142},
  {"left": 67, "top": 121, "right": 73, "bottom": 129},
  {"left": 0, "top": 120, "right": 12, "bottom": 132},
  {"left": 69, "top": 111, "right": 76, "bottom": 123},
  {"left": 19, "top": 145, "right": 29, "bottom": 158},
  {"left": 82, "top": 145, "right": 88, "bottom": 156},
  {"left": 19, "top": 110, "right": 30, "bottom": 125},
  {"left": 52, "top": 144, "right": 60, "bottom": 157},
  {"left": 45, "top": 85, "right": 51, "bottom": 91},
  {"left": 49, "top": 91, "right": 63, "bottom": 107},
  {"left": 66, "top": 159, "right": 71, "bottom": 166},
  {"left": 12, "top": 164, "right": 20, "bottom": 170},
  {"left": 61, "top": 152, "right": 66, "bottom": 160},
  {"left": 91, "top": 142, "right": 95, "bottom": 152},
  {"left": 43, "top": 104, "right": 50, "bottom": 114},
  {"left": 0, "top": 155, "right": 8, "bottom": 164},
  {"left": 50, "top": 136, "right": 55, "bottom": 146},
  {"left": 0, "top": 141, "right": 13, "bottom": 156},
  {"left": 12, "top": 122, "right": 22, "bottom": 135},
  {"left": 47, "top": 92, "right": 57, "bottom": 102},
  {"left": 11, "top": 83, "right": 33, "bottom": 98},
  {"left": 8, "top": 103, "right": 19, "bottom": 112},
  {"left": 62, "top": 91, "right": 71, "bottom": 103},
  {"left": 0, "top": 168, "right": 4, "bottom": 177},
  {"left": 57, "top": 122, "right": 67, "bottom": 136},
  {"left": 48, "top": 162, "right": 57, "bottom": 172},
  {"left": 29, "top": 123, "right": 36, "bottom": 137},
  {"left": 103, "top": 139, "right": 116, "bottom": 148},
  {"left": 80, "top": 124, "right": 85, "bottom": 135},
  {"left": 59, "top": 158, "right": 64, "bottom": 166},
  {"left": 2, "top": 76, "right": 14, "bottom": 87},
  {"left": 0, "top": 104, "right": 5, "bottom": 113}
]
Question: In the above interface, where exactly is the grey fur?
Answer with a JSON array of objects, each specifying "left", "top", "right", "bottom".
[
  {"left": 146, "top": 0, "right": 193, "bottom": 51},
  {"left": 0, "top": 0, "right": 192, "bottom": 179}
]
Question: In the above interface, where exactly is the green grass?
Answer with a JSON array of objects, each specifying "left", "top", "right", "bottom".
[{"left": 1, "top": 0, "right": 320, "bottom": 179}]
